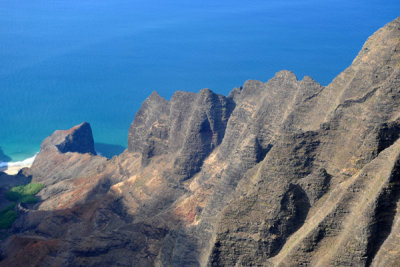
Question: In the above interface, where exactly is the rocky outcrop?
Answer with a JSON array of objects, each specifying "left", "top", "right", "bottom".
[
  {"left": 30, "top": 122, "right": 104, "bottom": 185},
  {"left": 26, "top": 123, "right": 107, "bottom": 210},
  {"left": 39, "top": 122, "right": 96, "bottom": 155},
  {"left": 1, "top": 17, "right": 400, "bottom": 267},
  {"left": 128, "top": 89, "right": 234, "bottom": 178},
  {"left": 128, "top": 91, "right": 170, "bottom": 164}
]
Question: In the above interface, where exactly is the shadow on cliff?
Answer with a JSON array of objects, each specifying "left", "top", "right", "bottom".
[
  {"left": 2, "top": 176, "right": 138, "bottom": 265},
  {"left": 78, "top": 171, "right": 198, "bottom": 266},
  {"left": 365, "top": 156, "right": 400, "bottom": 266},
  {"left": 1, "top": 156, "right": 195, "bottom": 265},
  {"left": 94, "top": 143, "right": 126, "bottom": 159},
  {"left": 0, "top": 147, "right": 11, "bottom": 162}
]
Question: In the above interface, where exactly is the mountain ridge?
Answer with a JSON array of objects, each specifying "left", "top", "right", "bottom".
[{"left": 1, "top": 16, "right": 400, "bottom": 267}]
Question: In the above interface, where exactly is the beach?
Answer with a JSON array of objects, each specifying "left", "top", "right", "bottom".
[{"left": 0, "top": 155, "right": 36, "bottom": 175}]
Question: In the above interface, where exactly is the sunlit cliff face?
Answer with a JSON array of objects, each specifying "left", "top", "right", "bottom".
[{"left": 1, "top": 15, "right": 400, "bottom": 267}]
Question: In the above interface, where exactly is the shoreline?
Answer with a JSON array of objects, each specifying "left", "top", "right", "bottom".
[{"left": 0, "top": 154, "right": 37, "bottom": 175}]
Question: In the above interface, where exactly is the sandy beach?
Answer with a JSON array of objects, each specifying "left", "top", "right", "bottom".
[
  {"left": 0, "top": 164, "right": 31, "bottom": 175},
  {"left": 0, "top": 155, "right": 36, "bottom": 175}
]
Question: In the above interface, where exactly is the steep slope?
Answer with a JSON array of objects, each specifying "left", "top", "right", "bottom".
[
  {"left": 208, "top": 17, "right": 400, "bottom": 266},
  {"left": 1, "top": 17, "right": 400, "bottom": 267},
  {"left": 209, "top": 19, "right": 400, "bottom": 266}
]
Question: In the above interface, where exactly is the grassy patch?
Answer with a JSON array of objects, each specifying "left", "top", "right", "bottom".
[
  {"left": 6, "top": 183, "right": 44, "bottom": 204},
  {"left": 0, "top": 183, "right": 44, "bottom": 229},
  {"left": 0, "top": 203, "right": 17, "bottom": 229}
]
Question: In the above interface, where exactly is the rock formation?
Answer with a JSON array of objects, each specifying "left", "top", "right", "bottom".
[
  {"left": 0, "top": 171, "right": 30, "bottom": 210},
  {"left": 1, "top": 17, "right": 400, "bottom": 267}
]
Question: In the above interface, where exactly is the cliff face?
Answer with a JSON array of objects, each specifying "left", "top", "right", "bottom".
[
  {"left": 128, "top": 89, "right": 235, "bottom": 178},
  {"left": 1, "top": 17, "right": 400, "bottom": 267}
]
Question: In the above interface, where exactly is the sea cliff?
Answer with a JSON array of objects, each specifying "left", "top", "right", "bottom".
[{"left": 1, "top": 17, "right": 400, "bottom": 267}]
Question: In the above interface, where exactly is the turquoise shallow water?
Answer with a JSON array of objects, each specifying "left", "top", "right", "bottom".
[{"left": 0, "top": 0, "right": 399, "bottom": 162}]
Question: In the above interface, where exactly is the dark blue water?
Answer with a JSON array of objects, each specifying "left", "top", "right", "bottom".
[{"left": 0, "top": 0, "right": 399, "bottom": 161}]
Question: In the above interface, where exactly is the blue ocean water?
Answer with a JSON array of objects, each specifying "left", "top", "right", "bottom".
[{"left": 0, "top": 0, "right": 399, "bottom": 162}]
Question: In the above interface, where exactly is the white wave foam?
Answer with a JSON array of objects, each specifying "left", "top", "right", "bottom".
[{"left": 0, "top": 154, "right": 37, "bottom": 170}]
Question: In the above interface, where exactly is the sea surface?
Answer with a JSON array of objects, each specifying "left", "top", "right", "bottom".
[{"left": 0, "top": 0, "right": 399, "bottom": 163}]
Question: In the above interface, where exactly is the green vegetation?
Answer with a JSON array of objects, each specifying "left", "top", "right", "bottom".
[
  {"left": 6, "top": 183, "right": 44, "bottom": 204},
  {"left": 0, "top": 203, "right": 17, "bottom": 229},
  {"left": 0, "top": 183, "right": 44, "bottom": 229}
]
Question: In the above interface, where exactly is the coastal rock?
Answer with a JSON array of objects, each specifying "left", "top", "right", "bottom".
[
  {"left": 39, "top": 122, "right": 96, "bottom": 155},
  {"left": 1, "top": 16, "right": 400, "bottom": 267},
  {"left": 29, "top": 122, "right": 107, "bottom": 198}
]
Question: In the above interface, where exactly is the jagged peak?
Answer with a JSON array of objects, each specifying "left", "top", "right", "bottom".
[
  {"left": 149, "top": 90, "right": 160, "bottom": 97},
  {"left": 301, "top": 75, "right": 315, "bottom": 83},
  {"left": 198, "top": 88, "right": 214, "bottom": 96},
  {"left": 273, "top": 70, "right": 298, "bottom": 81},
  {"left": 40, "top": 122, "right": 96, "bottom": 155},
  {"left": 300, "top": 75, "right": 322, "bottom": 87},
  {"left": 71, "top": 122, "right": 91, "bottom": 132},
  {"left": 6, "top": 16, "right": 400, "bottom": 267},
  {"left": 146, "top": 90, "right": 169, "bottom": 104},
  {"left": 243, "top": 79, "right": 264, "bottom": 87},
  {"left": 198, "top": 88, "right": 228, "bottom": 103},
  {"left": 239, "top": 79, "right": 266, "bottom": 98}
]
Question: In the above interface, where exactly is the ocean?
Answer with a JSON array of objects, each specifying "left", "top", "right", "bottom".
[{"left": 0, "top": 0, "right": 399, "bottom": 163}]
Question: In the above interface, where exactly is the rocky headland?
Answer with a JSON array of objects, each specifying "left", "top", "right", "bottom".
[{"left": 1, "top": 17, "right": 400, "bottom": 266}]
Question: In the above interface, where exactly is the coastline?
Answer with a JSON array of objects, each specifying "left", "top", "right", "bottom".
[{"left": 0, "top": 154, "right": 37, "bottom": 175}]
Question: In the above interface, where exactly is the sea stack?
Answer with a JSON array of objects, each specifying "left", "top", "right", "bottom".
[{"left": 1, "top": 17, "right": 400, "bottom": 267}]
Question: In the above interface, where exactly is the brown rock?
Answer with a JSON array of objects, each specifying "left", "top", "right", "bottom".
[{"left": 1, "top": 16, "right": 400, "bottom": 267}]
